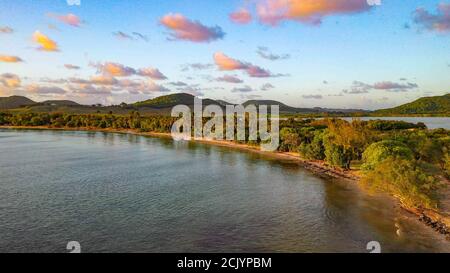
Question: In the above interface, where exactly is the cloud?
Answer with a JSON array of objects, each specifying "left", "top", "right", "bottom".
[
  {"left": 216, "top": 75, "right": 243, "bottom": 83},
  {"left": 245, "top": 65, "right": 273, "bottom": 77},
  {"left": 257, "top": 46, "right": 290, "bottom": 60},
  {"left": 0, "top": 55, "right": 23, "bottom": 63},
  {"left": 213, "top": 52, "right": 280, "bottom": 78},
  {"left": 64, "top": 64, "right": 80, "bottom": 70},
  {"left": 169, "top": 81, "right": 188, "bottom": 86},
  {"left": 240, "top": 94, "right": 262, "bottom": 100},
  {"left": 89, "top": 75, "right": 119, "bottom": 85},
  {"left": 160, "top": 13, "right": 225, "bottom": 42},
  {"left": 231, "top": 85, "right": 253, "bottom": 93},
  {"left": 176, "top": 85, "right": 204, "bottom": 96},
  {"left": 26, "top": 84, "right": 67, "bottom": 94},
  {"left": 302, "top": 94, "right": 323, "bottom": 99},
  {"left": 214, "top": 52, "right": 247, "bottom": 70},
  {"left": 372, "top": 81, "right": 418, "bottom": 91},
  {"left": 132, "top": 32, "right": 149, "bottom": 42},
  {"left": 69, "top": 84, "right": 113, "bottom": 95},
  {"left": 113, "top": 31, "right": 134, "bottom": 40},
  {"left": 255, "top": 0, "right": 372, "bottom": 26},
  {"left": 137, "top": 68, "right": 168, "bottom": 80},
  {"left": 92, "top": 62, "right": 136, "bottom": 77},
  {"left": 413, "top": 3, "right": 450, "bottom": 33},
  {"left": 229, "top": 8, "right": 252, "bottom": 24},
  {"left": 344, "top": 80, "right": 419, "bottom": 94},
  {"left": 261, "top": 83, "right": 274, "bottom": 90},
  {"left": 181, "top": 63, "right": 214, "bottom": 71},
  {"left": 48, "top": 13, "right": 82, "bottom": 27},
  {"left": 342, "top": 81, "right": 372, "bottom": 94},
  {"left": 0, "top": 73, "right": 21, "bottom": 88},
  {"left": 145, "top": 81, "right": 170, "bottom": 92},
  {"left": 33, "top": 31, "right": 59, "bottom": 51},
  {"left": 0, "top": 26, "right": 13, "bottom": 34},
  {"left": 91, "top": 62, "right": 167, "bottom": 80}
]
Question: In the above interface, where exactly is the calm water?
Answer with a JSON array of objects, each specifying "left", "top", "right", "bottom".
[{"left": 0, "top": 129, "right": 449, "bottom": 253}]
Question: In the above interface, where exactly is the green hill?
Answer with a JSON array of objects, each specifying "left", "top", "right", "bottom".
[
  {"left": 0, "top": 96, "right": 36, "bottom": 109},
  {"left": 243, "top": 99, "right": 320, "bottom": 114},
  {"left": 38, "top": 100, "right": 80, "bottom": 106},
  {"left": 375, "top": 94, "right": 450, "bottom": 115},
  {"left": 133, "top": 93, "right": 219, "bottom": 109}
]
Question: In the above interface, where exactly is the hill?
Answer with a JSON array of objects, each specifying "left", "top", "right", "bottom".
[
  {"left": 242, "top": 100, "right": 368, "bottom": 114},
  {"left": 375, "top": 93, "right": 450, "bottom": 115},
  {"left": 1, "top": 93, "right": 370, "bottom": 115},
  {"left": 133, "top": 93, "right": 220, "bottom": 109},
  {"left": 37, "top": 100, "right": 80, "bottom": 106},
  {"left": 0, "top": 96, "right": 36, "bottom": 109},
  {"left": 243, "top": 100, "right": 318, "bottom": 113}
]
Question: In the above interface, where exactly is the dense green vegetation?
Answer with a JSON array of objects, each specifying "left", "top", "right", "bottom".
[
  {"left": 375, "top": 93, "right": 450, "bottom": 116},
  {"left": 0, "top": 111, "right": 448, "bottom": 210}
]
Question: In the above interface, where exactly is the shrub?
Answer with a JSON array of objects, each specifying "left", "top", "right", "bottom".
[{"left": 361, "top": 157, "right": 440, "bottom": 209}]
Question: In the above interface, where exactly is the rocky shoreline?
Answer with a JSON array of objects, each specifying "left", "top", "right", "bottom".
[{"left": 419, "top": 214, "right": 450, "bottom": 238}]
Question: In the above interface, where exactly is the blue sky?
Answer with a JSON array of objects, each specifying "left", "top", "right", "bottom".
[{"left": 0, "top": 0, "right": 449, "bottom": 109}]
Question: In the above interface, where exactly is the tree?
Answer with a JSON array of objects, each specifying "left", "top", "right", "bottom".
[
  {"left": 279, "top": 127, "right": 300, "bottom": 152},
  {"left": 323, "top": 131, "right": 353, "bottom": 169},
  {"left": 326, "top": 118, "right": 376, "bottom": 161},
  {"left": 444, "top": 153, "right": 450, "bottom": 179},
  {"left": 362, "top": 140, "right": 414, "bottom": 170},
  {"left": 299, "top": 130, "right": 325, "bottom": 160}
]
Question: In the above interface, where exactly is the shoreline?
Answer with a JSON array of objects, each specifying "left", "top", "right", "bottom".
[{"left": 1, "top": 125, "right": 449, "bottom": 239}]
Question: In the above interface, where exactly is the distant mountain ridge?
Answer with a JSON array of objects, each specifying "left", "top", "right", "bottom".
[
  {"left": 0, "top": 93, "right": 370, "bottom": 114},
  {"left": 0, "top": 96, "right": 81, "bottom": 110},
  {"left": 375, "top": 93, "right": 450, "bottom": 115},
  {"left": 133, "top": 94, "right": 368, "bottom": 114},
  {"left": 0, "top": 96, "right": 35, "bottom": 109},
  {"left": 5, "top": 93, "right": 446, "bottom": 116}
]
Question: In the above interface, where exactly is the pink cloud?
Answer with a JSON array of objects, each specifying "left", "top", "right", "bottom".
[
  {"left": 160, "top": 13, "right": 225, "bottom": 42},
  {"left": 372, "top": 81, "right": 418, "bottom": 91},
  {"left": 414, "top": 3, "right": 450, "bottom": 33},
  {"left": 213, "top": 52, "right": 278, "bottom": 78},
  {"left": 92, "top": 62, "right": 136, "bottom": 77},
  {"left": 255, "top": 0, "right": 372, "bottom": 26},
  {"left": 245, "top": 65, "right": 272, "bottom": 78},
  {"left": 213, "top": 52, "right": 247, "bottom": 70},
  {"left": 137, "top": 68, "right": 168, "bottom": 80},
  {"left": 64, "top": 64, "right": 80, "bottom": 70},
  {"left": 48, "top": 13, "right": 82, "bottom": 27},
  {"left": 229, "top": 8, "right": 252, "bottom": 24}
]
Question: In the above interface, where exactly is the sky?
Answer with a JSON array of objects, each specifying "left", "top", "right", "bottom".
[{"left": 0, "top": 0, "right": 449, "bottom": 110}]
